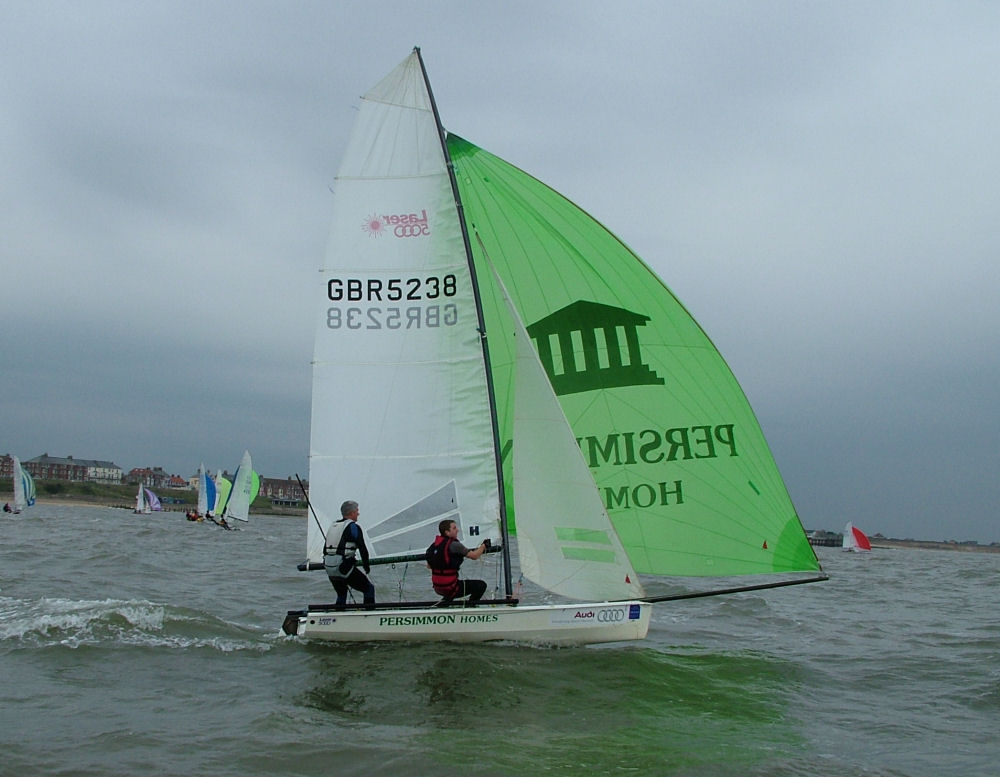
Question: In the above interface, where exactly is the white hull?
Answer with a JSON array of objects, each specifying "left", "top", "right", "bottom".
[{"left": 285, "top": 600, "right": 651, "bottom": 645}]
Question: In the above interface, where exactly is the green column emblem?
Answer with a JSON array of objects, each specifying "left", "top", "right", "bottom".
[{"left": 527, "top": 301, "right": 663, "bottom": 395}]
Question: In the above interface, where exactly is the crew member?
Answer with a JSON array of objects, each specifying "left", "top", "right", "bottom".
[
  {"left": 426, "top": 519, "right": 488, "bottom": 605},
  {"left": 324, "top": 500, "right": 375, "bottom": 608}
]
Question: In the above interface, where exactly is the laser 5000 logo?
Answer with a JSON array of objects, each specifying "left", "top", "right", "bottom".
[{"left": 363, "top": 209, "right": 429, "bottom": 238}]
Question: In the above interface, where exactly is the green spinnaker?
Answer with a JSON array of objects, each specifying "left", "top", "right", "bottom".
[
  {"left": 215, "top": 477, "right": 232, "bottom": 515},
  {"left": 250, "top": 471, "right": 261, "bottom": 503},
  {"left": 448, "top": 134, "right": 820, "bottom": 577}
]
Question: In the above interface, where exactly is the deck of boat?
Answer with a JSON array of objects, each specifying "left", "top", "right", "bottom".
[{"left": 303, "top": 597, "right": 517, "bottom": 613}]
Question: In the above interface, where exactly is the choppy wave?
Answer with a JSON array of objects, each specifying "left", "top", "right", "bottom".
[
  {"left": 3, "top": 506, "right": 1000, "bottom": 777},
  {"left": 0, "top": 594, "right": 272, "bottom": 652}
]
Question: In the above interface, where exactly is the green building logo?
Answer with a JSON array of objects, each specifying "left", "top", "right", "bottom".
[{"left": 526, "top": 301, "right": 663, "bottom": 396}]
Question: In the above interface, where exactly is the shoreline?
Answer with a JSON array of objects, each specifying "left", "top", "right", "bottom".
[
  {"left": 869, "top": 538, "right": 1000, "bottom": 554},
  {"left": 13, "top": 497, "right": 998, "bottom": 546},
  {"left": 14, "top": 495, "right": 304, "bottom": 517}
]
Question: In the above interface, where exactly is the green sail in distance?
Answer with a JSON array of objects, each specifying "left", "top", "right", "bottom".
[{"left": 448, "top": 134, "right": 820, "bottom": 577}]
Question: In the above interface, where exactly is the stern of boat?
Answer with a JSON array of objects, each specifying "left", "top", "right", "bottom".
[{"left": 282, "top": 610, "right": 305, "bottom": 636}]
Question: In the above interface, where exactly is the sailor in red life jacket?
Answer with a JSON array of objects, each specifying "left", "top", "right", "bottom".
[
  {"left": 324, "top": 500, "right": 375, "bottom": 608},
  {"left": 425, "top": 519, "right": 489, "bottom": 606}
]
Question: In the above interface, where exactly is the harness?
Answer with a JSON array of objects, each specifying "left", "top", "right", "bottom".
[
  {"left": 325, "top": 521, "right": 359, "bottom": 578},
  {"left": 426, "top": 535, "right": 462, "bottom": 597}
]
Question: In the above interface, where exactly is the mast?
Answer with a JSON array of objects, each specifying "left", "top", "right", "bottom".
[{"left": 414, "top": 47, "right": 513, "bottom": 598}]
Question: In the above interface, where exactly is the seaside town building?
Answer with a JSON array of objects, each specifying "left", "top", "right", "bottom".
[
  {"left": 4, "top": 452, "right": 303, "bottom": 509},
  {"left": 1, "top": 453, "right": 124, "bottom": 484},
  {"left": 128, "top": 467, "right": 188, "bottom": 490}
]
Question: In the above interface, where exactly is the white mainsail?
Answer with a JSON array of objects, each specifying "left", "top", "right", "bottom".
[
  {"left": 196, "top": 463, "right": 209, "bottom": 516},
  {"left": 134, "top": 482, "right": 149, "bottom": 514},
  {"left": 213, "top": 469, "right": 228, "bottom": 515},
  {"left": 12, "top": 456, "right": 27, "bottom": 513},
  {"left": 306, "top": 53, "right": 500, "bottom": 565},
  {"left": 222, "top": 450, "right": 255, "bottom": 522}
]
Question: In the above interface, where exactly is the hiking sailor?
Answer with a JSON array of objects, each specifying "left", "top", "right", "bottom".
[
  {"left": 324, "top": 500, "right": 375, "bottom": 608},
  {"left": 426, "top": 519, "right": 489, "bottom": 606}
]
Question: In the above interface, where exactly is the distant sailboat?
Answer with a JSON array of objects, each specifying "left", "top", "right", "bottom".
[
  {"left": 189, "top": 463, "right": 215, "bottom": 521},
  {"left": 134, "top": 484, "right": 163, "bottom": 514},
  {"left": 843, "top": 522, "right": 872, "bottom": 552},
  {"left": 134, "top": 483, "right": 150, "bottom": 514},
  {"left": 12, "top": 456, "right": 35, "bottom": 514},
  {"left": 213, "top": 469, "right": 231, "bottom": 517},
  {"left": 218, "top": 450, "right": 259, "bottom": 524}
]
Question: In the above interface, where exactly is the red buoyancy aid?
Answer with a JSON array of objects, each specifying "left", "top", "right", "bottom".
[{"left": 426, "top": 535, "right": 462, "bottom": 597}]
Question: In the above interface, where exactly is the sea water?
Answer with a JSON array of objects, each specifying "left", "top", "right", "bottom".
[{"left": 1, "top": 504, "right": 998, "bottom": 777}]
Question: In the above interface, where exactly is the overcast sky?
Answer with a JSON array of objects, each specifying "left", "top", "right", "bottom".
[{"left": 2, "top": 2, "right": 997, "bottom": 543}]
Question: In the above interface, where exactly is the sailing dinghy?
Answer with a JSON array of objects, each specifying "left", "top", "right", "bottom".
[
  {"left": 134, "top": 484, "right": 162, "bottom": 514},
  {"left": 842, "top": 522, "right": 872, "bottom": 552},
  {"left": 213, "top": 469, "right": 230, "bottom": 517},
  {"left": 11, "top": 456, "right": 35, "bottom": 514},
  {"left": 134, "top": 483, "right": 150, "bottom": 514},
  {"left": 218, "top": 450, "right": 259, "bottom": 524},
  {"left": 194, "top": 463, "right": 215, "bottom": 520},
  {"left": 282, "top": 49, "right": 825, "bottom": 645}
]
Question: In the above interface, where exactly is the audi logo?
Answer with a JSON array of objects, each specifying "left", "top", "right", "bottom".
[
  {"left": 394, "top": 223, "right": 430, "bottom": 238},
  {"left": 597, "top": 609, "right": 625, "bottom": 623}
]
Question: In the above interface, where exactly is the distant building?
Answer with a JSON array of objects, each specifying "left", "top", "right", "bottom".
[
  {"left": 807, "top": 529, "right": 841, "bottom": 547},
  {"left": 4, "top": 452, "right": 299, "bottom": 504},
  {"left": 25, "top": 454, "right": 123, "bottom": 484},
  {"left": 259, "top": 476, "right": 306, "bottom": 502},
  {"left": 127, "top": 467, "right": 186, "bottom": 490}
]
